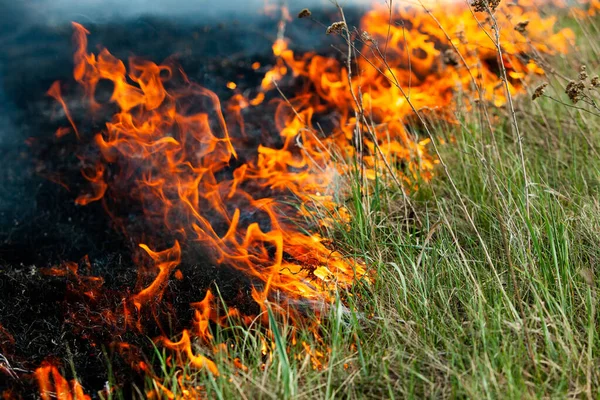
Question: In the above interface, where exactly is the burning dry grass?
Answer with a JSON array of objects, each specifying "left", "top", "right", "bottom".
[{"left": 2, "top": 0, "right": 600, "bottom": 398}]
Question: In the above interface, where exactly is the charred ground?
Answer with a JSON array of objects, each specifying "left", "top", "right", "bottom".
[{"left": 0, "top": 8, "right": 362, "bottom": 397}]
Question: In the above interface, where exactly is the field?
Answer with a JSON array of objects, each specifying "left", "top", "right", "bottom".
[
  {"left": 139, "top": 7, "right": 600, "bottom": 400},
  {"left": 128, "top": 5, "right": 600, "bottom": 400},
  {"left": 2, "top": 1, "right": 600, "bottom": 399}
]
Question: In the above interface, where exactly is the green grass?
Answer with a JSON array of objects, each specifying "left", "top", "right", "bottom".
[
  {"left": 122, "top": 13, "right": 600, "bottom": 400},
  {"left": 139, "top": 86, "right": 600, "bottom": 399}
]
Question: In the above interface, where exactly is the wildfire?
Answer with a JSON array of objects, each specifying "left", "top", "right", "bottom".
[
  {"left": 35, "top": 363, "right": 90, "bottom": 400},
  {"left": 23, "top": 0, "right": 581, "bottom": 397}
]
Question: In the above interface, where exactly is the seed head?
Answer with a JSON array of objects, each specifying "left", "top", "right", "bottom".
[
  {"left": 532, "top": 82, "right": 548, "bottom": 101},
  {"left": 456, "top": 30, "right": 467, "bottom": 45},
  {"left": 298, "top": 8, "right": 311, "bottom": 19},
  {"left": 472, "top": 0, "right": 501, "bottom": 12},
  {"left": 361, "top": 31, "right": 375, "bottom": 44},
  {"left": 326, "top": 21, "right": 347, "bottom": 35},
  {"left": 579, "top": 65, "right": 589, "bottom": 81},
  {"left": 514, "top": 20, "right": 529, "bottom": 33},
  {"left": 591, "top": 76, "right": 599, "bottom": 88},
  {"left": 565, "top": 80, "right": 585, "bottom": 104},
  {"left": 443, "top": 49, "right": 460, "bottom": 66}
]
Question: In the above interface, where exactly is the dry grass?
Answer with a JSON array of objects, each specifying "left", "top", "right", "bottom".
[{"left": 92, "top": 3, "right": 600, "bottom": 399}]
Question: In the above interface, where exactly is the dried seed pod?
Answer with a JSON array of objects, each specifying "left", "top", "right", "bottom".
[
  {"left": 565, "top": 80, "right": 586, "bottom": 103},
  {"left": 591, "top": 76, "right": 599, "bottom": 88},
  {"left": 579, "top": 65, "right": 589, "bottom": 81},
  {"left": 514, "top": 20, "right": 529, "bottom": 33},
  {"left": 456, "top": 30, "right": 467, "bottom": 44},
  {"left": 532, "top": 82, "right": 548, "bottom": 101},
  {"left": 298, "top": 8, "right": 311, "bottom": 19},
  {"left": 361, "top": 31, "right": 375, "bottom": 43},
  {"left": 443, "top": 49, "right": 460, "bottom": 66},
  {"left": 326, "top": 21, "right": 346, "bottom": 35},
  {"left": 472, "top": 0, "right": 501, "bottom": 12}
]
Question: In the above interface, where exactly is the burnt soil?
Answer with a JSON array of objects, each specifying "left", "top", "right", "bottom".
[{"left": 0, "top": 7, "right": 364, "bottom": 398}]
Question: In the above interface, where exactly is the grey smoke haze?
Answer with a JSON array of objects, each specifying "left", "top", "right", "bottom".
[
  {"left": 0, "top": 0, "right": 375, "bottom": 128},
  {"left": 13, "top": 0, "right": 371, "bottom": 24}
]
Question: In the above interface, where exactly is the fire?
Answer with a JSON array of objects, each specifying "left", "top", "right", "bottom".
[
  {"left": 52, "top": 22, "right": 364, "bottom": 309},
  {"left": 157, "top": 330, "right": 219, "bottom": 375},
  {"left": 35, "top": 363, "right": 90, "bottom": 400},
  {"left": 257, "top": 0, "right": 575, "bottom": 191},
  {"left": 27, "top": 0, "right": 581, "bottom": 396}
]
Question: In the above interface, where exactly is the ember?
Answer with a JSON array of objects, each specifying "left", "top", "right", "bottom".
[{"left": 0, "top": 0, "right": 586, "bottom": 397}]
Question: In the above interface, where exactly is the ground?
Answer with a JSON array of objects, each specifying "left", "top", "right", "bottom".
[{"left": 1, "top": 2, "right": 600, "bottom": 399}]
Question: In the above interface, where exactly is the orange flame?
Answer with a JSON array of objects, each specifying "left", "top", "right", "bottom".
[
  {"left": 35, "top": 363, "right": 90, "bottom": 400},
  {"left": 57, "top": 20, "right": 363, "bottom": 310},
  {"left": 39, "top": 0, "right": 580, "bottom": 393},
  {"left": 157, "top": 330, "right": 219, "bottom": 375}
]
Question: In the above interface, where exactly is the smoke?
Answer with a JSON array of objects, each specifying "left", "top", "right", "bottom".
[
  {"left": 13, "top": 0, "right": 372, "bottom": 25},
  {"left": 0, "top": 0, "right": 375, "bottom": 144}
]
